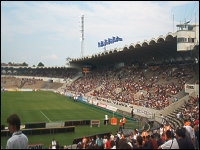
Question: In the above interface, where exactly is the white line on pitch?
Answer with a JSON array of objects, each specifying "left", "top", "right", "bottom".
[{"left": 40, "top": 111, "right": 51, "bottom": 122}]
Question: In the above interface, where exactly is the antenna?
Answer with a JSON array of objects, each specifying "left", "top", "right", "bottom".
[
  {"left": 173, "top": 15, "right": 174, "bottom": 33},
  {"left": 80, "top": 15, "right": 84, "bottom": 57}
]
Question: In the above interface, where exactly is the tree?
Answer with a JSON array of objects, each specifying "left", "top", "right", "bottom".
[
  {"left": 37, "top": 62, "right": 44, "bottom": 67},
  {"left": 8, "top": 62, "right": 12, "bottom": 66},
  {"left": 22, "top": 62, "right": 28, "bottom": 66},
  {"left": 32, "top": 65, "right": 36, "bottom": 67}
]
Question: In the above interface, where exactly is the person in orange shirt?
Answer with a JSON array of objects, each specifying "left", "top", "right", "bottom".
[
  {"left": 82, "top": 136, "right": 88, "bottom": 149},
  {"left": 119, "top": 118, "right": 123, "bottom": 132},
  {"left": 121, "top": 132, "right": 125, "bottom": 139},
  {"left": 184, "top": 119, "right": 191, "bottom": 126},
  {"left": 141, "top": 129, "right": 148, "bottom": 137},
  {"left": 164, "top": 122, "right": 171, "bottom": 133},
  {"left": 122, "top": 116, "right": 126, "bottom": 129}
]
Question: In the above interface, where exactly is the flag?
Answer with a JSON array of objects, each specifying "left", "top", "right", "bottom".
[
  {"left": 108, "top": 38, "right": 113, "bottom": 44},
  {"left": 98, "top": 42, "right": 101, "bottom": 47},
  {"left": 104, "top": 39, "right": 108, "bottom": 46},
  {"left": 112, "top": 36, "right": 117, "bottom": 43},
  {"left": 100, "top": 41, "right": 104, "bottom": 47},
  {"left": 116, "top": 36, "right": 123, "bottom": 41}
]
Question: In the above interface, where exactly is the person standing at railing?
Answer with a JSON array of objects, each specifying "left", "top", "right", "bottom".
[
  {"left": 122, "top": 116, "right": 126, "bottom": 129},
  {"left": 119, "top": 118, "right": 123, "bottom": 132},
  {"left": 131, "top": 109, "right": 134, "bottom": 118}
]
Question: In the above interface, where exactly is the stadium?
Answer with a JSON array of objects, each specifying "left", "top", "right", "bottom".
[{"left": 1, "top": 22, "right": 199, "bottom": 149}]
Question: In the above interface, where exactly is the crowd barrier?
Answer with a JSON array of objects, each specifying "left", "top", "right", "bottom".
[
  {"left": 64, "top": 120, "right": 90, "bottom": 126},
  {"left": 25, "top": 122, "right": 46, "bottom": 129},
  {"left": 1, "top": 126, "right": 75, "bottom": 137},
  {"left": 1, "top": 125, "right": 5, "bottom": 130}
]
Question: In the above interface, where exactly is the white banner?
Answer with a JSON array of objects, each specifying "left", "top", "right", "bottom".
[{"left": 106, "top": 105, "right": 117, "bottom": 112}]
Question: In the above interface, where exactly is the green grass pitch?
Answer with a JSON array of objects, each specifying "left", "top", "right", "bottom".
[{"left": 1, "top": 91, "right": 137, "bottom": 148}]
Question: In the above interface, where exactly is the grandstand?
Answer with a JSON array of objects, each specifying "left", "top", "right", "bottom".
[{"left": 1, "top": 23, "right": 199, "bottom": 149}]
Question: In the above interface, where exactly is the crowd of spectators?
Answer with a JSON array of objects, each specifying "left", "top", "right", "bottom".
[
  {"left": 72, "top": 116, "right": 199, "bottom": 149},
  {"left": 66, "top": 62, "right": 197, "bottom": 111},
  {"left": 177, "top": 96, "right": 199, "bottom": 121}
]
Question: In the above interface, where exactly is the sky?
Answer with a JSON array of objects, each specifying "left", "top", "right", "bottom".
[{"left": 1, "top": 1, "right": 199, "bottom": 67}]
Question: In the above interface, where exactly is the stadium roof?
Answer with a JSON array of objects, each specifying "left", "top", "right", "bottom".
[{"left": 69, "top": 32, "right": 197, "bottom": 67}]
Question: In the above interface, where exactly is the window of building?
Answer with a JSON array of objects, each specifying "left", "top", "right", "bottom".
[
  {"left": 177, "top": 38, "right": 187, "bottom": 43},
  {"left": 188, "top": 38, "right": 194, "bottom": 43}
]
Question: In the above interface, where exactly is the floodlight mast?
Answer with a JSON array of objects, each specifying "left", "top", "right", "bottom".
[{"left": 80, "top": 15, "right": 84, "bottom": 57}]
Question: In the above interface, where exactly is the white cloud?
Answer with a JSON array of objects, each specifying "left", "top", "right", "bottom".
[{"left": 41, "top": 54, "right": 58, "bottom": 60}]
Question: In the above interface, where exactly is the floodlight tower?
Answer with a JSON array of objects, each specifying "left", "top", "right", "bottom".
[{"left": 80, "top": 15, "right": 84, "bottom": 57}]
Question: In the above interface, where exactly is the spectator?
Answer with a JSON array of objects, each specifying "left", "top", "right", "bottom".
[
  {"left": 6, "top": 114, "right": 28, "bottom": 149},
  {"left": 160, "top": 114, "right": 166, "bottom": 125},
  {"left": 119, "top": 118, "right": 123, "bottom": 132},
  {"left": 122, "top": 116, "right": 126, "bottom": 129},
  {"left": 177, "top": 112, "right": 181, "bottom": 119},
  {"left": 194, "top": 125, "right": 199, "bottom": 149},
  {"left": 159, "top": 124, "right": 164, "bottom": 137},
  {"left": 56, "top": 141, "right": 60, "bottom": 149},
  {"left": 121, "top": 132, "right": 125, "bottom": 139},
  {"left": 161, "top": 133, "right": 166, "bottom": 143},
  {"left": 118, "top": 142, "right": 133, "bottom": 149},
  {"left": 105, "top": 136, "right": 112, "bottom": 149},
  {"left": 131, "top": 108, "right": 134, "bottom": 118},
  {"left": 82, "top": 136, "right": 88, "bottom": 149},
  {"left": 128, "top": 132, "right": 134, "bottom": 145},
  {"left": 102, "top": 135, "right": 108, "bottom": 148},
  {"left": 110, "top": 132, "right": 115, "bottom": 141},
  {"left": 158, "top": 130, "right": 179, "bottom": 149},
  {"left": 110, "top": 140, "right": 116, "bottom": 149},
  {"left": 164, "top": 122, "right": 171, "bottom": 133},
  {"left": 133, "top": 129, "right": 139, "bottom": 144},
  {"left": 52, "top": 138, "right": 56, "bottom": 149},
  {"left": 141, "top": 129, "right": 148, "bottom": 137},
  {"left": 95, "top": 135, "right": 103, "bottom": 148},
  {"left": 150, "top": 135, "right": 158, "bottom": 149},
  {"left": 176, "top": 128, "right": 194, "bottom": 149},
  {"left": 136, "top": 135, "right": 146, "bottom": 149},
  {"left": 144, "top": 135, "right": 153, "bottom": 149},
  {"left": 156, "top": 134, "right": 163, "bottom": 147},
  {"left": 183, "top": 120, "right": 195, "bottom": 145}
]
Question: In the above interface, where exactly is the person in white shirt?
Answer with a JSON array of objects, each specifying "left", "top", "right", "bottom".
[
  {"left": 183, "top": 124, "right": 195, "bottom": 144},
  {"left": 110, "top": 132, "right": 114, "bottom": 141},
  {"left": 133, "top": 129, "right": 139, "bottom": 143},
  {"left": 158, "top": 130, "right": 179, "bottom": 149},
  {"left": 52, "top": 138, "right": 56, "bottom": 149},
  {"left": 177, "top": 112, "right": 181, "bottom": 119},
  {"left": 6, "top": 114, "right": 28, "bottom": 149},
  {"left": 102, "top": 135, "right": 108, "bottom": 148},
  {"left": 159, "top": 124, "right": 165, "bottom": 136},
  {"left": 105, "top": 115, "right": 108, "bottom": 125}
]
